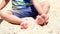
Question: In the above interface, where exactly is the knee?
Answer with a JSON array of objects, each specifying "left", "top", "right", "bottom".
[
  {"left": 0, "top": 11, "right": 5, "bottom": 16},
  {"left": 0, "top": 11, "right": 12, "bottom": 16},
  {"left": 41, "top": 1, "right": 50, "bottom": 8},
  {"left": 5, "top": 11, "right": 13, "bottom": 14},
  {"left": 44, "top": 1, "right": 50, "bottom": 8}
]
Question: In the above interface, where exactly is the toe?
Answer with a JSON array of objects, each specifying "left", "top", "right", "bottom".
[{"left": 36, "top": 16, "right": 44, "bottom": 25}]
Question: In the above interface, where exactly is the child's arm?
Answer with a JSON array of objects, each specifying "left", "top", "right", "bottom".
[
  {"left": 0, "top": 0, "right": 10, "bottom": 10},
  {"left": 32, "top": 0, "right": 45, "bottom": 15}
]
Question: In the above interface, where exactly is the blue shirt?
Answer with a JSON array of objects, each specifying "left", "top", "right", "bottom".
[{"left": 12, "top": 0, "right": 31, "bottom": 10}]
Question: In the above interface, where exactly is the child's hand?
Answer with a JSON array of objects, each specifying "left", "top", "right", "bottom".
[{"left": 21, "top": 21, "right": 28, "bottom": 29}]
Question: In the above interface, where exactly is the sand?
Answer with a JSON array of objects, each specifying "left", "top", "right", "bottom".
[{"left": 0, "top": 0, "right": 60, "bottom": 34}]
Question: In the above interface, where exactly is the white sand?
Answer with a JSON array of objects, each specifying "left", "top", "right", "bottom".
[{"left": 0, "top": 0, "right": 60, "bottom": 34}]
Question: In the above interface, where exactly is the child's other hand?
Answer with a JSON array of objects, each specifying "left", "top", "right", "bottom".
[{"left": 21, "top": 21, "right": 28, "bottom": 29}]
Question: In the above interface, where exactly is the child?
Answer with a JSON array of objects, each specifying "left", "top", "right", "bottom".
[{"left": 0, "top": 0, "right": 50, "bottom": 29}]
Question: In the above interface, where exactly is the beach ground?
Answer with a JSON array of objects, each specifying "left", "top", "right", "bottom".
[{"left": 0, "top": 0, "right": 60, "bottom": 34}]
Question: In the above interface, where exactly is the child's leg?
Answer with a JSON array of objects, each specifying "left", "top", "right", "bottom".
[
  {"left": 35, "top": 1, "right": 50, "bottom": 25},
  {"left": 40, "top": 1, "right": 50, "bottom": 14},
  {"left": 0, "top": 11, "right": 23, "bottom": 24}
]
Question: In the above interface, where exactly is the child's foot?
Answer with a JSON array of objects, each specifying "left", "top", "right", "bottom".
[
  {"left": 35, "top": 15, "right": 48, "bottom": 26},
  {"left": 21, "top": 21, "right": 28, "bottom": 29},
  {"left": 41, "top": 14, "right": 49, "bottom": 25},
  {"left": 35, "top": 15, "right": 45, "bottom": 25}
]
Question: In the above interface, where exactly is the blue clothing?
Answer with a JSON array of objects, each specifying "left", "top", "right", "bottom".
[
  {"left": 12, "top": 0, "right": 31, "bottom": 10},
  {"left": 11, "top": 0, "right": 38, "bottom": 18}
]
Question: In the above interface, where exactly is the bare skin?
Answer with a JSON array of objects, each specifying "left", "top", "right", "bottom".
[
  {"left": 33, "top": 0, "right": 50, "bottom": 25},
  {"left": 0, "top": 0, "right": 10, "bottom": 10},
  {"left": 0, "top": 0, "right": 50, "bottom": 29},
  {"left": 21, "top": 1, "right": 50, "bottom": 29}
]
